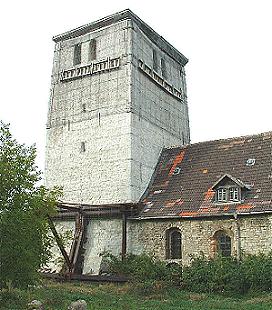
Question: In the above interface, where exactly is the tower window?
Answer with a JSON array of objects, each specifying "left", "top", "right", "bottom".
[
  {"left": 80, "top": 142, "right": 86, "bottom": 152},
  {"left": 161, "top": 58, "right": 167, "bottom": 79},
  {"left": 153, "top": 49, "right": 158, "bottom": 72},
  {"left": 82, "top": 103, "right": 86, "bottom": 113},
  {"left": 89, "top": 39, "right": 96, "bottom": 61},
  {"left": 166, "top": 228, "right": 182, "bottom": 259},
  {"left": 73, "top": 43, "right": 82, "bottom": 66}
]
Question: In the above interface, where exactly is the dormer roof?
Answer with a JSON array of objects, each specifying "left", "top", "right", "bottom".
[{"left": 211, "top": 174, "right": 251, "bottom": 190}]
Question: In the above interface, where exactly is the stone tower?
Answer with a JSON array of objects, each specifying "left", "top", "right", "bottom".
[{"left": 45, "top": 9, "right": 190, "bottom": 205}]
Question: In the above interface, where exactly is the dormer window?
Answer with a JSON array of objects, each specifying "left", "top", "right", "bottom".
[
  {"left": 216, "top": 187, "right": 240, "bottom": 202},
  {"left": 212, "top": 174, "right": 250, "bottom": 204},
  {"left": 229, "top": 187, "right": 239, "bottom": 201},
  {"left": 217, "top": 188, "right": 227, "bottom": 202}
]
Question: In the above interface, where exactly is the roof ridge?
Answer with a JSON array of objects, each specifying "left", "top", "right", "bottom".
[{"left": 163, "top": 130, "right": 272, "bottom": 152}]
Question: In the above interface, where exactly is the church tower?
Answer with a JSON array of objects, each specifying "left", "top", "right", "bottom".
[{"left": 45, "top": 9, "right": 190, "bottom": 205}]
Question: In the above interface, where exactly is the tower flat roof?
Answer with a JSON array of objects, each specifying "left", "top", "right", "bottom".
[{"left": 52, "top": 9, "right": 188, "bottom": 66}]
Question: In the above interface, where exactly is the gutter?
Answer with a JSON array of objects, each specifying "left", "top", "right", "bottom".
[{"left": 129, "top": 210, "right": 272, "bottom": 221}]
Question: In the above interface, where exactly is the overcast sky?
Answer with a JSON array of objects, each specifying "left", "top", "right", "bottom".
[{"left": 1, "top": 0, "right": 272, "bottom": 173}]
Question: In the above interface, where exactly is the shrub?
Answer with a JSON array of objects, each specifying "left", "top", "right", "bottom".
[
  {"left": 182, "top": 252, "right": 272, "bottom": 294},
  {"left": 241, "top": 252, "right": 272, "bottom": 292},
  {"left": 104, "top": 253, "right": 181, "bottom": 285}
]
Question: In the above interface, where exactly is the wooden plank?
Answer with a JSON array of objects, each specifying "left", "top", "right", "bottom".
[
  {"left": 121, "top": 212, "right": 127, "bottom": 261},
  {"left": 41, "top": 272, "right": 129, "bottom": 283}
]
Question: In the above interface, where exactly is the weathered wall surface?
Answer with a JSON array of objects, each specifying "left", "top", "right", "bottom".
[
  {"left": 45, "top": 17, "right": 190, "bottom": 205},
  {"left": 44, "top": 220, "right": 75, "bottom": 273},
  {"left": 130, "top": 21, "right": 190, "bottom": 200},
  {"left": 239, "top": 216, "right": 272, "bottom": 254},
  {"left": 127, "top": 215, "right": 272, "bottom": 265},
  {"left": 48, "top": 215, "right": 271, "bottom": 274},
  {"left": 83, "top": 219, "right": 122, "bottom": 274},
  {"left": 45, "top": 20, "right": 133, "bottom": 204}
]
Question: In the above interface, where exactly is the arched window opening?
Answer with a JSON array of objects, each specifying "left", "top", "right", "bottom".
[
  {"left": 166, "top": 228, "right": 182, "bottom": 259},
  {"left": 213, "top": 230, "right": 232, "bottom": 257}
]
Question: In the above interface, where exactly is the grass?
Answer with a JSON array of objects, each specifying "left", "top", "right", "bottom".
[{"left": 0, "top": 280, "right": 271, "bottom": 310}]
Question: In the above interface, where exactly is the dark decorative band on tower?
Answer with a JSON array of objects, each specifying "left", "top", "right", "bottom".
[
  {"left": 138, "top": 59, "right": 184, "bottom": 102},
  {"left": 60, "top": 57, "right": 120, "bottom": 82}
]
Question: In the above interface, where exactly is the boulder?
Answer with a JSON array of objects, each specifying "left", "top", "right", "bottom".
[
  {"left": 68, "top": 299, "right": 87, "bottom": 310},
  {"left": 27, "top": 300, "right": 44, "bottom": 310}
]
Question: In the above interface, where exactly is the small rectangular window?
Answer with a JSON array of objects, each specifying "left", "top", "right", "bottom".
[
  {"left": 217, "top": 188, "right": 227, "bottom": 201},
  {"left": 82, "top": 103, "right": 86, "bottom": 113},
  {"left": 73, "top": 43, "right": 81, "bottom": 66},
  {"left": 80, "top": 142, "right": 86, "bottom": 152},
  {"left": 161, "top": 58, "right": 167, "bottom": 79},
  {"left": 89, "top": 39, "right": 96, "bottom": 61},
  {"left": 229, "top": 187, "right": 239, "bottom": 201},
  {"left": 153, "top": 49, "right": 158, "bottom": 72}
]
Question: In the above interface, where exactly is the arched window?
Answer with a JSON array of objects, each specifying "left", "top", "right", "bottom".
[
  {"left": 213, "top": 230, "right": 232, "bottom": 257},
  {"left": 166, "top": 228, "right": 182, "bottom": 259}
]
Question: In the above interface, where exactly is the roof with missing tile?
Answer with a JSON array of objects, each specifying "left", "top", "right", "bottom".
[{"left": 139, "top": 131, "right": 272, "bottom": 219}]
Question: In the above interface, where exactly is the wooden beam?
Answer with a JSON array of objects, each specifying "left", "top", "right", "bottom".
[
  {"left": 121, "top": 211, "right": 127, "bottom": 261},
  {"left": 47, "top": 215, "right": 72, "bottom": 272}
]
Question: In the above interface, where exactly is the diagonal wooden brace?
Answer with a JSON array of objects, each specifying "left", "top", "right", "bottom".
[{"left": 47, "top": 215, "right": 73, "bottom": 272}]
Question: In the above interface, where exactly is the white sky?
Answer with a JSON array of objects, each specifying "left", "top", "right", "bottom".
[{"left": 1, "top": 0, "right": 272, "bottom": 173}]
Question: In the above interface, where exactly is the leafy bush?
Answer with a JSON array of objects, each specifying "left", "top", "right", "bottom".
[
  {"left": 182, "top": 253, "right": 272, "bottom": 294},
  {"left": 104, "top": 253, "right": 181, "bottom": 285},
  {"left": 104, "top": 252, "right": 272, "bottom": 295},
  {"left": 241, "top": 253, "right": 272, "bottom": 292}
]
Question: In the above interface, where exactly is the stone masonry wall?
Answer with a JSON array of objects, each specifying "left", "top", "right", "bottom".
[
  {"left": 48, "top": 215, "right": 271, "bottom": 274},
  {"left": 127, "top": 215, "right": 272, "bottom": 265}
]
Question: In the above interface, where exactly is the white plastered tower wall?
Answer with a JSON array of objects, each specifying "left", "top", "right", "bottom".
[
  {"left": 45, "top": 18, "right": 133, "bottom": 204},
  {"left": 129, "top": 19, "right": 190, "bottom": 200},
  {"left": 45, "top": 9, "right": 190, "bottom": 205}
]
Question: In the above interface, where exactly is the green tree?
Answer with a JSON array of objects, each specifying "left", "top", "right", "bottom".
[{"left": 0, "top": 122, "right": 61, "bottom": 288}]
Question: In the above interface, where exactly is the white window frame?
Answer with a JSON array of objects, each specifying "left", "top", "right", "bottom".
[{"left": 216, "top": 186, "right": 240, "bottom": 203}]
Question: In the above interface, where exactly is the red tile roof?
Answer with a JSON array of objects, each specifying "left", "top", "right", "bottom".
[{"left": 139, "top": 131, "right": 272, "bottom": 218}]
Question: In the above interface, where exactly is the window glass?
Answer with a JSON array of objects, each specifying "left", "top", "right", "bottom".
[
  {"left": 218, "top": 233, "right": 231, "bottom": 257},
  {"left": 166, "top": 228, "right": 182, "bottom": 259},
  {"left": 229, "top": 187, "right": 239, "bottom": 201},
  {"left": 217, "top": 188, "right": 227, "bottom": 201},
  {"left": 170, "top": 230, "right": 182, "bottom": 259}
]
